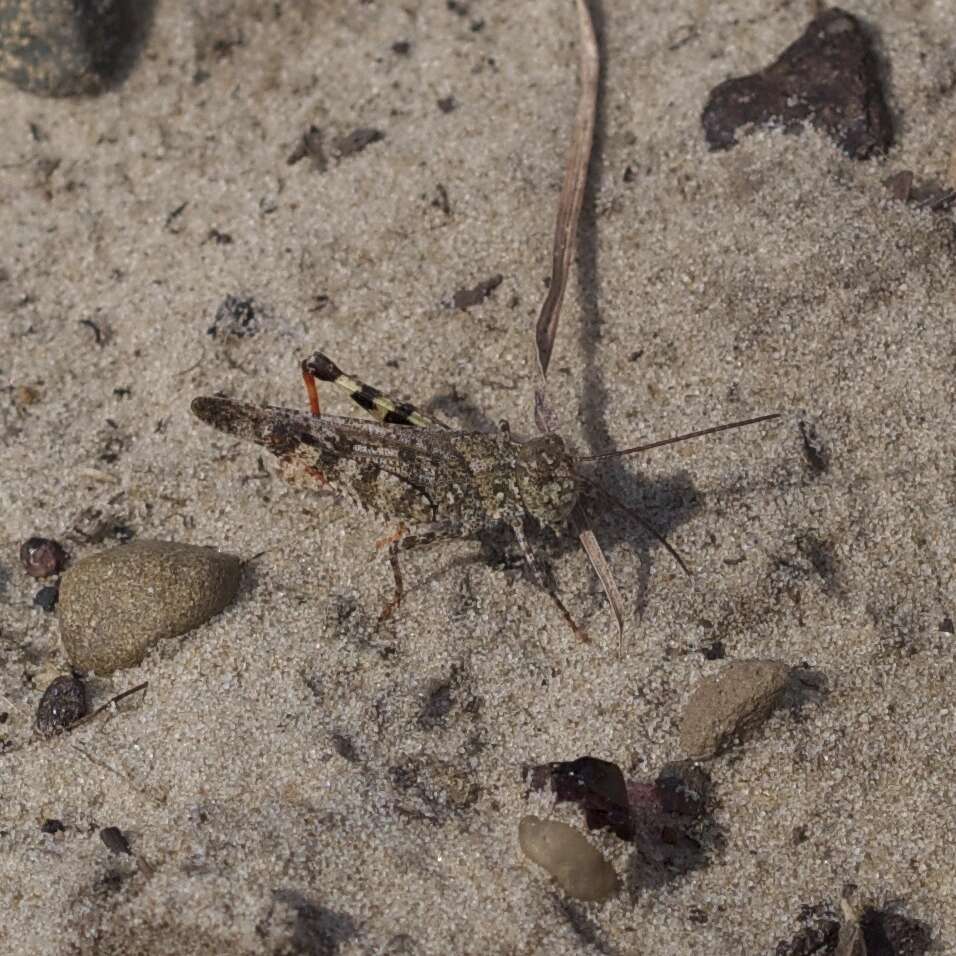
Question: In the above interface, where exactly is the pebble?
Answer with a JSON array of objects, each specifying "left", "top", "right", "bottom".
[
  {"left": 99, "top": 826, "right": 131, "bottom": 855},
  {"left": 33, "top": 584, "right": 59, "bottom": 612},
  {"left": 0, "top": 0, "right": 140, "bottom": 96},
  {"left": 35, "top": 674, "right": 86, "bottom": 735},
  {"left": 679, "top": 659, "right": 792, "bottom": 758},
  {"left": 58, "top": 540, "right": 241, "bottom": 674},
  {"left": 701, "top": 8, "right": 892, "bottom": 159},
  {"left": 19, "top": 537, "right": 67, "bottom": 578},
  {"left": 527, "top": 756, "right": 633, "bottom": 840},
  {"left": 518, "top": 816, "right": 618, "bottom": 902}
]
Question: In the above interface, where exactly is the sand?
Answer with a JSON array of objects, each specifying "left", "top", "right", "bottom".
[{"left": 1, "top": 1, "right": 954, "bottom": 953}]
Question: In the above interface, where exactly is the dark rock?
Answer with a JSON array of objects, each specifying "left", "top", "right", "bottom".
[
  {"left": 33, "top": 584, "right": 59, "bottom": 612},
  {"left": 451, "top": 274, "right": 502, "bottom": 310},
  {"left": 0, "top": 0, "right": 144, "bottom": 96},
  {"left": 40, "top": 819, "right": 65, "bottom": 833},
  {"left": 19, "top": 536, "right": 67, "bottom": 577},
  {"left": 99, "top": 826, "right": 131, "bottom": 855},
  {"left": 701, "top": 8, "right": 892, "bottom": 159},
  {"left": 35, "top": 674, "right": 86, "bottom": 735},
  {"left": 529, "top": 756, "right": 633, "bottom": 840}
]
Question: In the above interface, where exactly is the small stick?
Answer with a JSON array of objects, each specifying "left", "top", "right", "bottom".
[{"left": 67, "top": 681, "right": 149, "bottom": 732}]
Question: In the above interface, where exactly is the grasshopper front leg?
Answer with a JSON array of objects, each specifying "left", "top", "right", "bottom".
[{"left": 510, "top": 522, "right": 589, "bottom": 643}]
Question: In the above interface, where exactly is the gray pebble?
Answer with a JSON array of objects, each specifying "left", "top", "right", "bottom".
[
  {"left": 0, "top": 0, "right": 140, "bottom": 96},
  {"left": 58, "top": 540, "right": 241, "bottom": 674},
  {"left": 679, "top": 659, "right": 792, "bottom": 759},
  {"left": 518, "top": 816, "right": 618, "bottom": 902}
]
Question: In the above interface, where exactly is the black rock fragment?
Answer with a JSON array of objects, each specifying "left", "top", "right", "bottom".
[
  {"left": 701, "top": 8, "right": 892, "bottom": 159},
  {"left": 99, "top": 826, "right": 131, "bottom": 855},
  {"left": 33, "top": 584, "right": 59, "bottom": 612},
  {"left": 528, "top": 756, "right": 633, "bottom": 840},
  {"left": 451, "top": 274, "right": 502, "bottom": 310},
  {"left": 35, "top": 675, "right": 86, "bottom": 735}
]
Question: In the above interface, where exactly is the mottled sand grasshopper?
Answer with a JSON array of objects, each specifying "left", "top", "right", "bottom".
[{"left": 191, "top": 0, "right": 778, "bottom": 646}]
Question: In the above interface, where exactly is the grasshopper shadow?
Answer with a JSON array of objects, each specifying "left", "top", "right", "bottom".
[{"left": 570, "top": 0, "right": 705, "bottom": 621}]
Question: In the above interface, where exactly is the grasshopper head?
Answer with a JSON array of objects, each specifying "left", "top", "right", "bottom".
[{"left": 516, "top": 433, "right": 578, "bottom": 529}]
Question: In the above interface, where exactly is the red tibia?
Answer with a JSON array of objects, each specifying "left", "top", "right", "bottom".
[{"left": 300, "top": 363, "right": 321, "bottom": 417}]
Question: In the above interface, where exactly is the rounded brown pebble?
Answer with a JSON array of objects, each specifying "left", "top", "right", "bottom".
[
  {"left": 35, "top": 675, "right": 86, "bottom": 735},
  {"left": 19, "top": 537, "right": 68, "bottom": 578},
  {"left": 679, "top": 659, "right": 792, "bottom": 759},
  {"left": 58, "top": 539, "right": 241, "bottom": 674},
  {"left": 518, "top": 816, "right": 618, "bottom": 902}
]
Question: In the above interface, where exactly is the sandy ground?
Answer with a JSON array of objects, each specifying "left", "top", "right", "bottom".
[{"left": 1, "top": 1, "right": 954, "bottom": 953}]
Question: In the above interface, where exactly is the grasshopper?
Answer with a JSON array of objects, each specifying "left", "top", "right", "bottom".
[
  {"left": 192, "top": 354, "right": 776, "bottom": 641},
  {"left": 191, "top": 0, "right": 778, "bottom": 646}
]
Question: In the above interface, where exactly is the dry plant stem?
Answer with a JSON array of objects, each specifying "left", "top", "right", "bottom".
[
  {"left": 534, "top": 0, "right": 599, "bottom": 406},
  {"left": 531, "top": 0, "right": 627, "bottom": 644},
  {"left": 573, "top": 505, "right": 626, "bottom": 652},
  {"left": 67, "top": 681, "right": 149, "bottom": 732}
]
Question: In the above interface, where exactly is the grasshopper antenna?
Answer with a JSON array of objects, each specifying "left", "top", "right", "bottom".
[
  {"left": 576, "top": 474, "right": 691, "bottom": 576},
  {"left": 577, "top": 412, "right": 780, "bottom": 463}
]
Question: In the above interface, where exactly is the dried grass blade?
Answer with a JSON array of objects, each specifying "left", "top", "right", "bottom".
[
  {"left": 572, "top": 504, "right": 625, "bottom": 652},
  {"left": 534, "top": 0, "right": 599, "bottom": 416}
]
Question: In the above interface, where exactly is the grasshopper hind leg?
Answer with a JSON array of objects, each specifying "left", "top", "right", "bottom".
[{"left": 301, "top": 352, "right": 448, "bottom": 429}]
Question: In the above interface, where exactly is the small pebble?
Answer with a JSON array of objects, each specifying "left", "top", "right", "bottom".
[
  {"left": 518, "top": 816, "right": 618, "bottom": 902},
  {"left": 19, "top": 537, "right": 67, "bottom": 578},
  {"left": 33, "top": 584, "right": 59, "bottom": 612},
  {"left": 99, "top": 826, "right": 131, "bottom": 855},
  {"left": 679, "top": 659, "right": 792, "bottom": 758},
  {"left": 35, "top": 675, "right": 86, "bottom": 735},
  {"left": 40, "top": 819, "right": 65, "bottom": 834},
  {"left": 701, "top": 8, "right": 892, "bottom": 159},
  {"left": 58, "top": 539, "right": 241, "bottom": 674},
  {"left": 451, "top": 274, "right": 502, "bottom": 310}
]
